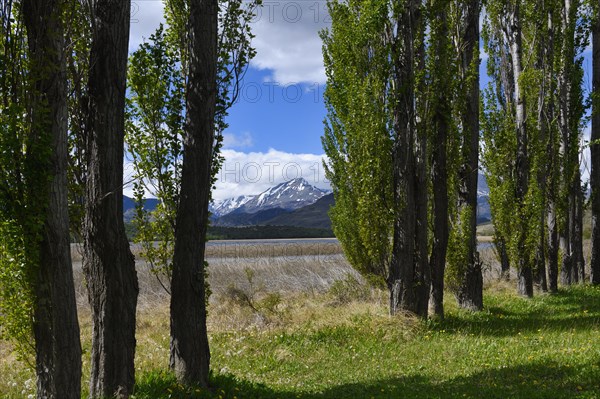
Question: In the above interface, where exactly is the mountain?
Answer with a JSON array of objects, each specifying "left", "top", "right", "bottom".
[
  {"left": 210, "top": 195, "right": 255, "bottom": 217},
  {"left": 211, "top": 177, "right": 329, "bottom": 220},
  {"left": 215, "top": 207, "right": 291, "bottom": 227},
  {"left": 265, "top": 193, "right": 334, "bottom": 229},
  {"left": 123, "top": 196, "right": 160, "bottom": 223},
  {"left": 125, "top": 174, "right": 490, "bottom": 231},
  {"left": 235, "top": 177, "right": 329, "bottom": 214}
]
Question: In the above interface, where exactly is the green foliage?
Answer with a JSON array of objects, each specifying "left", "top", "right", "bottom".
[
  {"left": 481, "top": 1, "right": 547, "bottom": 273},
  {"left": 126, "top": 0, "right": 260, "bottom": 291},
  {"left": 0, "top": 1, "right": 52, "bottom": 358},
  {"left": 126, "top": 24, "right": 183, "bottom": 286},
  {"left": 0, "top": 220, "right": 35, "bottom": 358},
  {"left": 321, "top": 0, "right": 393, "bottom": 285},
  {"left": 446, "top": 206, "right": 473, "bottom": 292},
  {"left": 482, "top": 0, "right": 591, "bottom": 280},
  {"left": 64, "top": 0, "right": 91, "bottom": 240}
]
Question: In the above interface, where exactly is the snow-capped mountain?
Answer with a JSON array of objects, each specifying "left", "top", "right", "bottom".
[
  {"left": 210, "top": 195, "right": 255, "bottom": 217},
  {"left": 237, "top": 178, "right": 329, "bottom": 214},
  {"left": 211, "top": 178, "right": 330, "bottom": 218}
]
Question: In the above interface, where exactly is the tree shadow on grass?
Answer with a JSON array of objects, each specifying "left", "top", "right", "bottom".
[
  {"left": 435, "top": 286, "right": 600, "bottom": 337},
  {"left": 132, "top": 361, "right": 600, "bottom": 399}
]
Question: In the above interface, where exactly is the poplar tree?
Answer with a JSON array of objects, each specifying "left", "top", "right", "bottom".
[
  {"left": 323, "top": 0, "right": 431, "bottom": 317},
  {"left": 83, "top": 0, "right": 138, "bottom": 396},
  {"left": 321, "top": 0, "right": 393, "bottom": 293},
  {"left": 428, "top": 0, "right": 452, "bottom": 318},
  {"left": 1, "top": 0, "right": 82, "bottom": 397},
  {"left": 591, "top": 0, "right": 600, "bottom": 285},
  {"left": 126, "top": 0, "right": 259, "bottom": 386},
  {"left": 447, "top": 0, "right": 483, "bottom": 310}
]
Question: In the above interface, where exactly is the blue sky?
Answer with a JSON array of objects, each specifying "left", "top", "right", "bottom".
[
  {"left": 128, "top": 0, "right": 333, "bottom": 200},
  {"left": 224, "top": 68, "right": 327, "bottom": 154},
  {"left": 128, "top": 1, "right": 593, "bottom": 200}
]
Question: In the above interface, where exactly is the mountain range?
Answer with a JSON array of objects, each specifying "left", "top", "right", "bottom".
[
  {"left": 210, "top": 177, "right": 329, "bottom": 217},
  {"left": 123, "top": 174, "right": 492, "bottom": 229},
  {"left": 210, "top": 178, "right": 332, "bottom": 227}
]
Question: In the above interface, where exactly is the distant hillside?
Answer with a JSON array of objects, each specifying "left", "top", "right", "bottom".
[
  {"left": 266, "top": 193, "right": 334, "bottom": 229},
  {"left": 215, "top": 207, "right": 291, "bottom": 227},
  {"left": 123, "top": 196, "right": 160, "bottom": 223}
]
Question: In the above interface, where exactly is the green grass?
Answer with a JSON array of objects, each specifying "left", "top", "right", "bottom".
[
  {"left": 2, "top": 285, "right": 600, "bottom": 398},
  {"left": 132, "top": 285, "right": 600, "bottom": 399}
]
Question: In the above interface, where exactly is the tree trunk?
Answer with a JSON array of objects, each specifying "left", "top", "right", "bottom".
[
  {"left": 558, "top": 0, "right": 577, "bottom": 288},
  {"left": 83, "top": 1, "right": 139, "bottom": 397},
  {"left": 592, "top": 2, "right": 600, "bottom": 285},
  {"left": 429, "top": 0, "right": 450, "bottom": 319},
  {"left": 546, "top": 7, "right": 559, "bottom": 293},
  {"left": 504, "top": 1, "right": 532, "bottom": 297},
  {"left": 456, "top": 0, "right": 482, "bottom": 310},
  {"left": 22, "top": 0, "right": 82, "bottom": 397},
  {"left": 414, "top": 4, "right": 429, "bottom": 319},
  {"left": 496, "top": 235, "right": 511, "bottom": 280},
  {"left": 534, "top": 10, "right": 548, "bottom": 293},
  {"left": 390, "top": 0, "right": 418, "bottom": 316},
  {"left": 169, "top": 0, "right": 217, "bottom": 386}
]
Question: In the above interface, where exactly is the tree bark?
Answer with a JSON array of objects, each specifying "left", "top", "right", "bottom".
[
  {"left": 169, "top": 0, "right": 217, "bottom": 386},
  {"left": 558, "top": 0, "right": 577, "bottom": 288},
  {"left": 414, "top": 4, "right": 430, "bottom": 318},
  {"left": 504, "top": 0, "right": 532, "bottom": 297},
  {"left": 534, "top": 6, "right": 548, "bottom": 293},
  {"left": 429, "top": 0, "right": 450, "bottom": 319},
  {"left": 495, "top": 235, "right": 511, "bottom": 280},
  {"left": 456, "top": 0, "right": 482, "bottom": 311},
  {"left": 22, "top": 0, "right": 82, "bottom": 397},
  {"left": 546, "top": 7, "right": 559, "bottom": 293},
  {"left": 83, "top": 1, "right": 139, "bottom": 397},
  {"left": 592, "top": 1, "right": 600, "bottom": 285},
  {"left": 390, "top": 0, "right": 419, "bottom": 316}
]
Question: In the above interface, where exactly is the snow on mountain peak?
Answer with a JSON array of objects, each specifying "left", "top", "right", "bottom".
[{"left": 211, "top": 178, "right": 328, "bottom": 217}]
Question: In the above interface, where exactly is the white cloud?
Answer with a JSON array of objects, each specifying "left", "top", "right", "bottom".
[
  {"left": 250, "top": 0, "right": 329, "bottom": 85},
  {"left": 127, "top": 1, "right": 328, "bottom": 85},
  {"left": 129, "top": 0, "right": 165, "bottom": 52},
  {"left": 222, "top": 132, "right": 254, "bottom": 149},
  {"left": 124, "top": 148, "right": 331, "bottom": 200},
  {"left": 214, "top": 148, "right": 330, "bottom": 200}
]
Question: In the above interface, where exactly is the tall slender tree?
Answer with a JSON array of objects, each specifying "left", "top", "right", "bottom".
[
  {"left": 83, "top": 0, "right": 138, "bottom": 397},
  {"left": 452, "top": 0, "right": 483, "bottom": 310},
  {"left": 557, "top": 0, "right": 586, "bottom": 286},
  {"left": 322, "top": 0, "right": 393, "bottom": 291},
  {"left": 169, "top": 0, "right": 218, "bottom": 385},
  {"left": 483, "top": 0, "right": 538, "bottom": 298},
  {"left": 22, "top": 0, "right": 82, "bottom": 396},
  {"left": 545, "top": 2, "right": 560, "bottom": 293},
  {"left": 428, "top": 0, "right": 451, "bottom": 318},
  {"left": 389, "top": 0, "right": 430, "bottom": 317},
  {"left": 591, "top": 0, "right": 600, "bottom": 285}
]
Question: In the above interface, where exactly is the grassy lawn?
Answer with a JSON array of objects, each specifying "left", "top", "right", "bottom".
[{"left": 3, "top": 282, "right": 600, "bottom": 398}]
